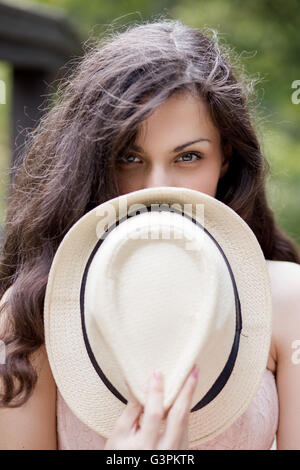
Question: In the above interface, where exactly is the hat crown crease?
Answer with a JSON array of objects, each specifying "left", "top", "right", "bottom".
[{"left": 84, "top": 210, "right": 236, "bottom": 409}]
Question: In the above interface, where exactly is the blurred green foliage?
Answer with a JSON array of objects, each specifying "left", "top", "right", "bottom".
[
  {"left": 0, "top": 0, "right": 299, "bottom": 244},
  {"left": 0, "top": 61, "right": 11, "bottom": 227}
]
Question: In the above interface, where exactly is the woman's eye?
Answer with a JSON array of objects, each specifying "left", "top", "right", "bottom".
[
  {"left": 117, "top": 154, "right": 141, "bottom": 165},
  {"left": 117, "top": 152, "right": 202, "bottom": 166},
  {"left": 177, "top": 152, "right": 202, "bottom": 163}
]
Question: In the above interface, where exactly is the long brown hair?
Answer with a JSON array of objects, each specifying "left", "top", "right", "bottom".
[{"left": 1, "top": 18, "right": 299, "bottom": 408}]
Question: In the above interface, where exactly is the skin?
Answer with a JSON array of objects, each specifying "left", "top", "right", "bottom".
[
  {"left": 1, "top": 92, "right": 300, "bottom": 449},
  {"left": 116, "top": 91, "right": 300, "bottom": 450},
  {"left": 116, "top": 92, "right": 230, "bottom": 197},
  {"left": 104, "top": 366, "right": 199, "bottom": 450}
]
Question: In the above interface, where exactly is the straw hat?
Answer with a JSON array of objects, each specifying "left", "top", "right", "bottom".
[{"left": 44, "top": 186, "right": 272, "bottom": 447}]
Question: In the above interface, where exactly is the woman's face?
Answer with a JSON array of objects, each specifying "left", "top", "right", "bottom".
[{"left": 116, "top": 92, "right": 230, "bottom": 197}]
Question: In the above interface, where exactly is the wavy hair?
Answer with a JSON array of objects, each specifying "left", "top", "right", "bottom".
[{"left": 1, "top": 18, "right": 299, "bottom": 407}]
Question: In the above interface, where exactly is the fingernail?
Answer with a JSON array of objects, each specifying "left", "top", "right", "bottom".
[
  {"left": 192, "top": 365, "right": 199, "bottom": 379},
  {"left": 153, "top": 370, "right": 161, "bottom": 382}
]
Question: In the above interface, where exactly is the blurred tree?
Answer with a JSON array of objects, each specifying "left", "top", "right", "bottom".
[
  {"left": 32, "top": 0, "right": 178, "bottom": 37},
  {"left": 28, "top": 0, "right": 300, "bottom": 133},
  {"left": 171, "top": 0, "right": 300, "bottom": 243},
  {"left": 4, "top": 0, "right": 300, "bottom": 243}
]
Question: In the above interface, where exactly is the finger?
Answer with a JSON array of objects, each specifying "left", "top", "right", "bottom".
[
  {"left": 159, "top": 365, "right": 199, "bottom": 449},
  {"left": 115, "top": 380, "right": 143, "bottom": 433},
  {"left": 139, "top": 370, "right": 165, "bottom": 448},
  {"left": 126, "top": 379, "right": 140, "bottom": 405},
  {"left": 178, "top": 417, "right": 189, "bottom": 450}
]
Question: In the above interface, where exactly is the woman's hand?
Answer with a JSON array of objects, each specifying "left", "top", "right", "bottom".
[{"left": 104, "top": 365, "right": 199, "bottom": 450}]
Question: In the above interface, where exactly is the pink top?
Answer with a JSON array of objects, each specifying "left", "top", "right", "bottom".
[{"left": 56, "top": 368, "right": 278, "bottom": 450}]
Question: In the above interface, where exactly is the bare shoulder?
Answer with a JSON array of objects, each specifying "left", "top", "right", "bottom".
[
  {"left": 266, "top": 259, "right": 300, "bottom": 289},
  {"left": 266, "top": 260, "right": 300, "bottom": 449},
  {"left": 266, "top": 260, "right": 300, "bottom": 371},
  {"left": 0, "top": 288, "right": 57, "bottom": 449}
]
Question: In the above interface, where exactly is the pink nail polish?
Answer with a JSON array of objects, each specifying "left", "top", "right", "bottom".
[
  {"left": 192, "top": 366, "right": 199, "bottom": 379},
  {"left": 153, "top": 370, "right": 161, "bottom": 381}
]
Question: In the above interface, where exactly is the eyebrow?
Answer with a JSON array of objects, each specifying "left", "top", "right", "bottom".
[{"left": 131, "top": 138, "right": 212, "bottom": 154}]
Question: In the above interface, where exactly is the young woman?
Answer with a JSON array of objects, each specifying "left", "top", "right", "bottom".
[{"left": 1, "top": 19, "right": 300, "bottom": 450}]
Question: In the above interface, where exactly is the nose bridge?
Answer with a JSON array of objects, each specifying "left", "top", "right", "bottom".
[{"left": 144, "top": 162, "right": 171, "bottom": 188}]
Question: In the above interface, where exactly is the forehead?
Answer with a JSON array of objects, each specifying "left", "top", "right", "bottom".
[{"left": 136, "top": 92, "right": 219, "bottom": 143}]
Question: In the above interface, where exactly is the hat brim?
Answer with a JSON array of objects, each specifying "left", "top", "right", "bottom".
[{"left": 44, "top": 186, "right": 272, "bottom": 447}]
